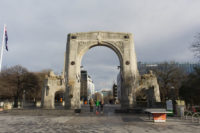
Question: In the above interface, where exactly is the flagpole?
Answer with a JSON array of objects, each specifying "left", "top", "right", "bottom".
[{"left": 0, "top": 24, "right": 6, "bottom": 72}]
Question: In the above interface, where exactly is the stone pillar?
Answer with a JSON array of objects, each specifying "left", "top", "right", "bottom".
[
  {"left": 120, "top": 33, "right": 139, "bottom": 109},
  {"left": 65, "top": 35, "right": 81, "bottom": 109}
]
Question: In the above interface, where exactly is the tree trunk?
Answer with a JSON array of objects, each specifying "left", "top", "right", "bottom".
[{"left": 13, "top": 96, "right": 18, "bottom": 108}]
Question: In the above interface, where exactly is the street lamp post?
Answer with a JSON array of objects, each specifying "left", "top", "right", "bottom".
[
  {"left": 22, "top": 90, "right": 26, "bottom": 108},
  {"left": 170, "top": 86, "right": 177, "bottom": 115}
]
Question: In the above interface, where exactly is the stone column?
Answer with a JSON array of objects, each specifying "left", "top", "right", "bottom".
[
  {"left": 120, "top": 34, "right": 139, "bottom": 109},
  {"left": 65, "top": 36, "right": 81, "bottom": 109}
]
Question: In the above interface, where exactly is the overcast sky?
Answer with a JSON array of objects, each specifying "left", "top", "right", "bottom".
[{"left": 0, "top": 0, "right": 200, "bottom": 91}]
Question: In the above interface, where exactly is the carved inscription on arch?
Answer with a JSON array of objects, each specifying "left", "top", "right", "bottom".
[
  {"left": 77, "top": 40, "right": 124, "bottom": 56},
  {"left": 77, "top": 41, "right": 91, "bottom": 53},
  {"left": 105, "top": 41, "right": 124, "bottom": 54}
]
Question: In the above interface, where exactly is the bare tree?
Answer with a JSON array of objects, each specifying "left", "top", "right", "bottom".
[
  {"left": 151, "top": 62, "right": 186, "bottom": 102},
  {"left": 0, "top": 65, "right": 29, "bottom": 107},
  {"left": 191, "top": 33, "right": 200, "bottom": 60},
  {"left": 0, "top": 65, "right": 44, "bottom": 107},
  {"left": 31, "top": 71, "right": 49, "bottom": 101},
  {"left": 179, "top": 67, "right": 200, "bottom": 106}
]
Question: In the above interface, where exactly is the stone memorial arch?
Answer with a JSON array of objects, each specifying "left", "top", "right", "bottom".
[
  {"left": 41, "top": 31, "right": 161, "bottom": 109},
  {"left": 65, "top": 31, "right": 140, "bottom": 109}
]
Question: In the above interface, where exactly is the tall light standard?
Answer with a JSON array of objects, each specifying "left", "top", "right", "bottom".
[
  {"left": 170, "top": 86, "right": 177, "bottom": 115},
  {"left": 22, "top": 90, "right": 26, "bottom": 108}
]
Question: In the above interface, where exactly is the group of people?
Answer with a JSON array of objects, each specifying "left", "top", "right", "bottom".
[{"left": 89, "top": 98, "right": 104, "bottom": 114}]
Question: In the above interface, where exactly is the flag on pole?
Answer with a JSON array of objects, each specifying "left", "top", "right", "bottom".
[
  {"left": 0, "top": 24, "right": 8, "bottom": 72},
  {"left": 4, "top": 26, "right": 8, "bottom": 51}
]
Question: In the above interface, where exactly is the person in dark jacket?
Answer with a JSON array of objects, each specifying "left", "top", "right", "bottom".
[
  {"left": 100, "top": 99, "right": 104, "bottom": 113},
  {"left": 89, "top": 98, "right": 94, "bottom": 112}
]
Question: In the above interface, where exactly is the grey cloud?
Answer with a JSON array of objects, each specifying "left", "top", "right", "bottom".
[{"left": 1, "top": 0, "right": 200, "bottom": 91}]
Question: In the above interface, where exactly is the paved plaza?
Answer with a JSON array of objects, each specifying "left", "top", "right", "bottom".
[{"left": 0, "top": 105, "right": 199, "bottom": 133}]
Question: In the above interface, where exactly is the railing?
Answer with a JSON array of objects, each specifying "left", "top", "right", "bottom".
[
  {"left": 183, "top": 110, "right": 200, "bottom": 124},
  {"left": 184, "top": 110, "right": 193, "bottom": 120},
  {"left": 192, "top": 112, "right": 200, "bottom": 123}
]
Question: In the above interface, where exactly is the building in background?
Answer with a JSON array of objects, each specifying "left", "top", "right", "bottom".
[
  {"left": 80, "top": 70, "right": 87, "bottom": 101},
  {"left": 137, "top": 62, "right": 200, "bottom": 75},
  {"left": 112, "top": 83, "right": 118, "bottom": 101},
  {"left": 87, "top": 75, "right": 95, "bottom": 99},
  {"left": 80, "top": 70, "right": 95, "bottom": 102},
  {"left": 101, "top": 89, "right": 112, "bottom": 97},
  {"left": 117, "top": 72, "right": 121, "bottom": 102},
  {"left": 94, "top": 92, "right": 103, "bottom": 101},
  {"left": 101, "top": 89, "right": 113, "bottom": 104}
]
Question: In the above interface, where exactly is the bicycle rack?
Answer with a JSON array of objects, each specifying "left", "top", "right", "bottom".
[
  {"left": 185, "top": 111, "right": 193, "bottom": 120},
  {"left": 192, "top": 112, "right": 200, "bottom": 123}
]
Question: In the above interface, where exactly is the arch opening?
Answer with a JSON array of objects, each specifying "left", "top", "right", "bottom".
[
  {"left": 78, "top": 42, "right": 123, "bottom": 69},
  {"left": 54, "top": 90, "right": 65, "bottom": 109},
  {"left": 80, "top": 46, "right": 122, "bottom": 106}
]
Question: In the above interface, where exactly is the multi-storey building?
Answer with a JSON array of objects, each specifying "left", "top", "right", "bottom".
[
  {"left": 112, "top": 83, "right": 117, "bottom": 101},
  {"left": 137, "top": 62, "right": 200, "bottom": 75},
  {"left": 80, "top": 70, "right": 95, "bottom": 101},
  {"left": 101, "top": 89, "right": 112, "bottom": 104},
  {"left": 87, "top": 75, "right": 95, "bottom": 99},
  {"left": 101, "top": 89, "right": 112, "bottom": 97},
  {"left": 117, "top": 72, "right": 121, "bottom": 101}
]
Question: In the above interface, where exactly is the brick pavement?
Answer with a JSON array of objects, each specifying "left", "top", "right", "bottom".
[{"left": 0, "top": 105, "right": 199, "bottom": 133}]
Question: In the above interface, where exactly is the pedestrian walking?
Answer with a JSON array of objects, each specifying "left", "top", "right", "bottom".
[
  {"left": 100, "top": 99, "right": 104, "bottom": 114},
  {"left": 96, "top": 100, "right": 100, "bottom": 114},
  {"left": 89, "top": 98, "right": 94, "bottom": 112}
]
